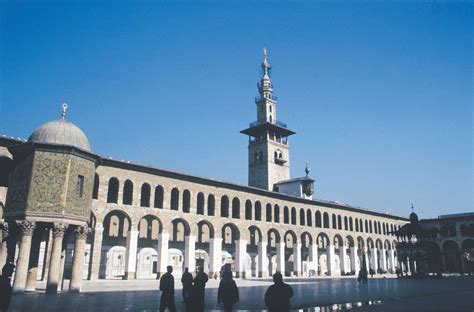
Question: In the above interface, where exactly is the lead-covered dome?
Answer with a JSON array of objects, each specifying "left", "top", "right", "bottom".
[{"left": 28, "top": 104, "right": 91, "bottom": 152}]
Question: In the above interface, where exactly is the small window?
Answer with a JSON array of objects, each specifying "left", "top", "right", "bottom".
[
  {"left": 269, "top": 106, "right": 272, "bottom": 112},
  {"left": 77, "top": 175, "right": 84, "bottom": 198}
]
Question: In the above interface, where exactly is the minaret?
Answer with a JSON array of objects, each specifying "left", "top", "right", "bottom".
[{"left": 241, "top": 49, "right": 296, "bottom": 191}]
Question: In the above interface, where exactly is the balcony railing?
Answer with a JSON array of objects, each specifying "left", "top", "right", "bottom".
[
  {"left": 255, "top": 95, "right": 278, "bottom": 103},
  {"left": 249, "top": 120, "right": 288, "bottom": 128}
]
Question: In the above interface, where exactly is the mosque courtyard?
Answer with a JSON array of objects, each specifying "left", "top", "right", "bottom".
[{"left": 8, "top": 276, "right": 474, "bottom": 311}]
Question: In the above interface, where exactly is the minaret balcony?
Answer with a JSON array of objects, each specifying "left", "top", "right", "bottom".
[{"left": 248, "top": 120, "right": 287, "bottom": 128}]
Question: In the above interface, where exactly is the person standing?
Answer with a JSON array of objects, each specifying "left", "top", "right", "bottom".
[
  {"left": 159, "top": 266, "right": 176, "bottom": 312},
  {"left": 218, "top": 270, "right": 239, "bottom": 312},
  {"left": 193, "top": 266, "right": 209, "bottom": 312},
  {"left": 0, "top": 263, "right": 15, "bottom": 312},
  {"left": 181, "top": 267, "right": 193, "bottom": 303},
  {"left": 264, "top": 272, "right": 294, "bottom": 312}
]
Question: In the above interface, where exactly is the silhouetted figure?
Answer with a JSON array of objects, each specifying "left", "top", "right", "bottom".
[
  {"left": 0, "top": 263, "right": 15, "bottom": 312},
  {"left": 264, "top": 272, "right": 294, "bottom": 312},
  {"left": 159, "top": 266, "right": 176, "bottom": 312},
  {"left": 358, "top": 268, "right": 368, "bottom": 284},
  {"left": 181, "top": 267, "right": 193, "bottom": 303},
  {"left": 218, "top": 270, "right": 239, "bottom": 312},
  {"left": 193, "top": 266, "right": 209, "bottom": 312}
]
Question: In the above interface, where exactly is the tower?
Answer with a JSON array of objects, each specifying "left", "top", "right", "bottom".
[{"left": 241, "top": 49, "right": 296, "bottom": 190}]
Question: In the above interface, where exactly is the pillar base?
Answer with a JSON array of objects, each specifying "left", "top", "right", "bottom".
[
  {"left": 258, "top": 271, "right": 268, "bottom": 278},
  {"left": 125, "top": 272, "right": 136, "bottom": 280},
  {"left": 235, "top": 271, "right": 246, "bottom": 279}
]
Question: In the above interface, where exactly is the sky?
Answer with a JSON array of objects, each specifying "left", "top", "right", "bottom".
[{"left": 1, "top": 0, "right": 472, "bottom": 219}]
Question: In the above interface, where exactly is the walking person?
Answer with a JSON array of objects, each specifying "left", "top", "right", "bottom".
[
  {"left": 264, "top": 272, "right": 294, "bottom": 312},
  {"left": 193, "top": 266, "right": 209, "bottom": 312},
  {"left": 159, "top": 266, "right": 176, "bottom": 312},
  {"left": 217, "top": 270, "right": 239, "bottom": 312},
  {"left": 0, "top": 263, "right": 14, "bottom": 312},
  {"left": 181, "top": 267, "right": 193, "bottom": 303}
]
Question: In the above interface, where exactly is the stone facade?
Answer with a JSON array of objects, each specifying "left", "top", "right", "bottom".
[{"left": 0, "top": 50, "right": 409, "bottom": 294}]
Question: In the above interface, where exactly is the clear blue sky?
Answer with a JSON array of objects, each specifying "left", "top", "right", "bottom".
[{"left": 1, "top": 1, "right": 472, "bottom": 219}]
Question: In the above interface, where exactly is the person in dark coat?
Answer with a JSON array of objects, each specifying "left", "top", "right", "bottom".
[
  {"left": 181, "top": 267, "right": 193, "bottom": 303},
  {"left": 159, "top": 266, "right": 176, "bottom": 312},
  {"left": 193, "top": 266, "right": 209, "bottom": 312},
  {"left": 217, "top": 270, "right": 239, "bottom": 312},
  {"left": 0, "top": 263, "right": 15, "bottom": 312},
  {"left": 264, "top": 272, "right": 294, "bottom": 312}
]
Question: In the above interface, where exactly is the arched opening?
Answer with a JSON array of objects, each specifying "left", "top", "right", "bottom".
[
  {"left": 443, "top": 240, "right": 461, "bottom": 273},
  {"left": 255, "top": 201, "right": 262, "bottom": 221},
  {"left": 315, "top": 211, "right": 322, "bottom": 228},
  {"left": 284, "top": 230, "right": 297, "bottom": 249},
  {"left": 140, "top": 183, "right": 151, "bottom": 207},
  {"left": 197, "top": 221, "right": 214, "bottom": 244},
  {"left": 284, "top": 206, "right": 289, "bottom": 224},
  {"left": 207, "top": 194, "right": 215, "bottom": 216},
  {"left": 248, "top": 226, "right": 262, "bottom": 246},
  {"left": 182, "top": 190, "right": 191, "bottom": 213},
  {"left": 170, "top": 188, "right": 179, "bottom": 210},
  {"left": 245, "top": 200, "right": 252, "bottom": 220},
  {"left": 197, "top": 192, "right": 205, "bottom": 215},
  {"left": 266, "top": 203, "right": 272, "bottom": 222},
  {"left": 123, "top": 180, "right": 134, "bottom": 205},
  {"left": 107, "top": 177, "right": 119, "bottom": 203},
  {"left": 344, "top": 216, "right": 348, "bottom": 231},
  {"left": 299, "top": 208, "right": 305, "bottom": 226},
  {"left": 222, "top": 223, "right": 240, "bottom": 245},
  {"left": 306, "top": 209, "right": 312, "bottom": 227},
  {"left": 355, "top": 218, "right": 359, "bottom": 232},
  {"left": 337, "top": 215, "right": 342, "bottom": 230},
  {"left": 154, "top": 185, "right": 164, "bottom": 208},
  {"left": 331, "top": 214, "right": 336, "bottom": 229},
  {"left": 232, "top": 197, "right": 240, "bottom": 219},
  {"left": 92, "top": 174, "right": 99, "bottom": 200},
  {"left": 365, "top": 220, "right": 369, "bottom": 233},
  {"left": 349, "top": 217, "right": 353, "bottom": 231},
  {"left": 171, "top": 218, "right": 191, "bottom": 243},
  {"left": 220, "top": 195, "right": 229, "bottom": 217},
  {"left": 323, "top": 212, "right": 329, "bottom": 229},
  {"left": 274, "top": 205, "right": 280, "bottom": 223},
  {"left": 138, "top": 215, "right": 162, "bottom": 241},
  {"left": 290, "top": 207, "right": 297, "bottom": 225}
]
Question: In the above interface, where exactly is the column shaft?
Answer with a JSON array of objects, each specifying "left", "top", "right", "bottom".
[
  {"left": 350, "top": 247, "right": 358, "bottom": 273},
  {"left": 257, "top": 242, "right": 268, "bottom": 277},
  {"left": 327, "top": 244, "right": 335, "bottom": 276},
  {"left": 46, "top": 223, "right": 68, "bottom": 294},
  {"left": 41, "top": 230, "right": 53, "bottom": 281},
  {"left": 308, "top": 244, "right": 318, "bottom": 276},
  {"left": 69, "top": 226, "right": 89, "bottom": 292},
  {"left": 184, "top": 235, "right": 196, "bottom": 273},
  {"left": 156, "top": 232, "right": 169, "bottom": 277},
  {"left": 124, "top": 230, "right": 139, "bottom": 279},
  {"left": 234, "top": 239, "right": 247, "bottom": 278},
  {"left": 276, "top": 242, "right": 285, "bottom": 274},
  {"left": 293, "top": 243, "right": 302, "bottom": 276},
  {"left": 13, "top": 221, "right": 36, "bottom": 293},
  {"left": 25, "top": 230, "right": 43, "bottom": 292},
  {"left": 339, "top": 247, "right": 347, "bottom": 275},
  {"left": 371, "top": 248, "right": 378, "bottom": 273},
  {"left": 0, "top": 222, "right": 9, "bottom": 269},
  {"left": 380, "top": 248, "right": 387, "bottom": 272},
  {"left": 209, "top": 237, "right": 222, "bottom": 277},
  {"left": 88, "top": 225, "right": 103, "bottom": 280}
]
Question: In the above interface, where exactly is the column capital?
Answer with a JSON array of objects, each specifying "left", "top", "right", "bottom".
[
  {"left": 74, "top": 225, "right": 91, "bottom": 240},
  {"left": 51, "top": 223, "right": 68, "bottom": 238},
  {"left": 16, "top": 220, "right": 36, "bottom": 236}
]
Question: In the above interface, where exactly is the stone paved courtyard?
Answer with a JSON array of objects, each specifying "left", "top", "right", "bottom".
[{"left": 8, "top": 277, "right": 474, "bottom": 311}]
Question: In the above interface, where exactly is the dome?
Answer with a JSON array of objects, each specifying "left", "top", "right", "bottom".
[
  {"left": 28, "top": 119, "right": 91, "bottom": 152},
  {"left": 409, "top": 211, "right": 419, "bottom": 223}
]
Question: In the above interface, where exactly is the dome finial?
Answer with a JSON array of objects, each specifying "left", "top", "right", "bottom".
[
  {"left": 305, "top": 162, "right": 310, "bottom": 176},
  {"left": 411, "top": 203, "right": 414, "bottom": 213},
  {"left": 61, "top": 103, "right": 68, "bottom": 120}
]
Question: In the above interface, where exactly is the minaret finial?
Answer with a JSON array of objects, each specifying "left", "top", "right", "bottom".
[
  {"left": 305, "top": 162, "right": 310, "bottom": 176},
  {"left": 61, "top": 103, "right": 68, "bottom": 120},
  {"left": 262, "top": 47, "right": 270, "bottom": 73}
]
